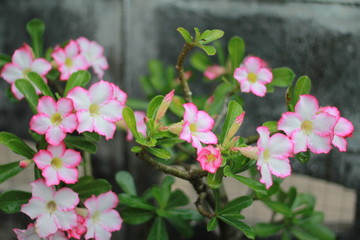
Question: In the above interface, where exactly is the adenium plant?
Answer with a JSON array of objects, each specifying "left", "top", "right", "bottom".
[{"left": 0, "top": 19, "right": 354, "bottom": 240}]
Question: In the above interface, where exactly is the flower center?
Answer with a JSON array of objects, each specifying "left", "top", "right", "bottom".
[
  {"left": 22, "top": 68, "right": 32, "bottom": 78},
  {"left": 301, "top": 120, "right": 313, "bottom": 135},
  {"left": 50, "top": 113, "right": 63, "bottom": 126},
  {"left": 92, "top": 211, "right": 101, "bottom": 223},
  {"left": 207, "top": 154, "right": 216, "bottom": 163},
  {"left": 65, "top": 57, "right": 73, "bottom": 67},
  {"left": 51, "top": 157, "right": 63, "bottom": 169},
  {"left": 189, "top": 123, "right": 197, "bottom": 132},
  {"left": 247, "top": 72, "right": 257, "bottom": 83},
  {"left": 263, "top": 149, "right": 271, "bottom": 161},
  {"left": 46, "top": 200, "right": 57, "bottom": 214},
  {"left": 89, "top": 103, "right": 100, "bottom": 117}
]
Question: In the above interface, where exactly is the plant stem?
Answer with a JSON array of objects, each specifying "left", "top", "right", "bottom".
[{"left": 176, "top": 43, "right": 194, "bottom": 103}]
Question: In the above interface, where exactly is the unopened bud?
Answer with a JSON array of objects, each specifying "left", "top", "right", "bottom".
[
  {"left": 223, "top": 112, "right": 246, "bottom": 145},
  {"left": 232, "top": 146, "right": 259, "bottom": 160},
  {"left": 19, "top": 159, "right": 33, "bottom": 168},
  {"left": 155, "top": 90, "right": 175, "bottom": 121},
  {"left": 168, "top": 121, "right": 184, "bottom": 135}
]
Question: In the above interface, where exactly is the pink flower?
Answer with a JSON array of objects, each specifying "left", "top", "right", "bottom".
[
  {"left": 52, "top": 40, "right": 89, "bottom": 80},
  {"left": 33, "top": 143, "right": 81, "bottom": 186},
  {"left": 204, "top": 65, "right": 226, "bottom": 80},
  {"left": 1, "top": 44, "right": 52, "bottom": 100},
  {"left": 256, "top": 126, "right": 293, "bottom": 189},
  {"left": 66, "top": 80, "right": 123, "bottom": 140},
  {"left": 234, "top": 56, "right": 273, "bottom": 97},
  {"left": 67, "top": 214, "right": 87, "bottom": 239},
  {"left": 278, "top": 95, "right": 337, "bottom": 154},
  {"left": 14, "top": 223, "right": 68, "bottom": 240},
  {"left": 30, "top": 96, "right": 78, "bottom": 146},
  {"left": 180, "top": 103, "right": 217, "bottom": 149},
  {"left": 126, "top": 111, "right": 147, "bottom": 141},
  {"left": 319, "top": 106, "right": 354, "bottom": 152},
  {"left": 84, "top": 191, "right": 122, "bottom": 240},
  {"left": 196, "top": 145, "right": 222, "bottom": 173},
  {"left": 21, "top": 179, "right": 79, "bottom": 238},
  {"left": 77, "top": 37, "right": 109, "bottom": 79}
]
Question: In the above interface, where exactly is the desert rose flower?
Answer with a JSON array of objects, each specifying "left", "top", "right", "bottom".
[
  {"left": 84, "top": 191, "right": 122, "bottom": 240},
  {"left": 1, "top": 43, "right": 52, "bottom": 100},
  {"left": 278, "top": 95, "right": 337, "bottom": 154},
  {"left": 196, "top": 145, "right": 222, "bottom": 173},
  {"left": 319, "top": 106, "right": 354, "bottom": 152},
  {"left": 204, "top": 65, "right": 226, "bottom": 80},
  {"left": 77, "top": 37, "right": 109, "bottom": 78},
  {"left": 21, "top": 179, "right": 79, "bottom": 238},
  {"left": 52, "top": 40, "right": 89, "bottom": 80},
  {"left": 33, "top": 143, "right": 81, "bottom": 186},
  {"left": 180, "top": 103, "right": 217, "bottom": 150},
  {"left": 30, "top": 96, "right": 78, "bottom": 146},
  {"left": 67, "top": 80, "right": 123, "bottom": 140},
  {"left": 67, "top": 214, "right": 87, "bottom": 239},
  {"left": 234, "top": 56, "right": 273, "bottom": 97},
  {"left": 14, "top": 223, "right": 68, "bottom": 240},
  {"left": 256, "top": 126, "right": 293, "bottom": 189}
]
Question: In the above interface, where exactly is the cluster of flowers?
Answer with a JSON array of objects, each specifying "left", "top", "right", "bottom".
[{"left": 1, "top": 38, "right": 124, "bottom": 240}]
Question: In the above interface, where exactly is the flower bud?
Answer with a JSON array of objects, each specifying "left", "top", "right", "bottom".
[
  {"left": 223, "top": 112, "right": 246, "bottom": 145},
  {"left": 232, "top": 146, "right": 259, "bottom": 160},
  {"left": 19, "top": 159, "right": 33, "bottom": 168},
  {"left": 155, "top": 90, "right": 175, "bottom": 121},
  {"left": 204, "top": 65, "right": 226, "bottom": 80}
]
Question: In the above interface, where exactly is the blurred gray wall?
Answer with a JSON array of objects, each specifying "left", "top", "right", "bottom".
[{"left": 0, "top": 0, "right": 360, "bottom": 238}]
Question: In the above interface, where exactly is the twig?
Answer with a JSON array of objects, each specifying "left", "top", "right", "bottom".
[{"left": 175, "top": 43, "right": 194, "bottom": 103}]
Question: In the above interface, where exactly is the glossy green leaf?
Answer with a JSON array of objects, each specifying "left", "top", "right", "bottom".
[
  {"left": 254, "top": 223, "right": 284, "bottom": 237},
  {"left": 147, "top": 147, "right": 171, "bottom": 160},
  {"left": 270, "top": 68, "right": 296, "bottom": 87},
  {"left": 0, "top": 132, "right": 36, "bottom": 159},
  {"left": 131, "top": 146, "right": 142, "bottom": 153},
  {"left": 0, "top": 161, "right": 24, "bottom": 184},
  {"left": 217, "top": 215, "right": 255, "bottom": 239},
  {"left": 292, "top": 193, "right": 315, "bottom": 213},
  {"left": 82, "top": 131, "right": 101, "bottom": 142},
  {"left": 263, "top": 200, "right": 292, "bottom": 216},
  {"left": 121, "top": 207, "right": 154, "bottom": 225},
  {"left": 0, "top": 54, "right": 11, "bottom": 67},
  {"left": 26, "top": 18, "right": 45, "bottom": 57},
  {"left": 64, "top": 70, "right": 91, "bottom": 96},
  {"left": 228, "top": 36, "right": 245, "bottom": 80},
  {"left": 218, "top": 196, "right": 252, "bottom": 215},
  {"left": 300, "top": 223, "right": 335, "bottom": 240},
  {"left": 190, "top": 51, "right": 211, "bottom": 72},
  {"left": 115, "top": 171, "right": 137, "bottom": 196},
  {"left": 28, "top": 72, "right": 55, "bottom": 98},
  {"left": 291, "top": 227, "right": 318, "bottom": 240},
  {"left": 136, "top": 137, "right": 157, "bottom": 147},
  {"left": 119, "top": 193, "right": 155, "bottom": 210},
  {"left": 15, "top": 79, "right": 38, "bottom": 113},
  {"left": 177, "top": 27, "right": 193, "bottom": 43},
  {"left": 166, "top": 189, "right": 189, "bottom": 208},
  {"left": 207, "top": 168, "right": 223, "bottom": 189},
  {"left": 0, "top": 191, "right": 31, "bottom": 213},
  {"left": 147, "top": 95, "right": 164, "bottom": 120},
  {"left": 123, "top": 106, "right": 141, "bottom": 139},
  {"left": 200, "top": 29, "right": 224, "bottom": 44},
  {"left": 151, "top": 176, "right": 175, "bottom": 208},
  {"left": 69, "top": 177, "right": 111, "bottom": 200},
  {"left": 219, "top": 100, "right": 244, "bottom": 143},
  {"left": 200, "top": 45, "right": 216, "bottom": 56},
  {"left": 193, "top": 28, "right": 201, "bottom": 41},
  {"left": 64, "top": 136, "right": 96, "bottom": 154},
  {"left": 295, "top": 150, "right": 311, "bottom": 164},
  {"left": 147, "top": 217, "right": 168, "bottom": 240},
  {"left": 167, "top": 217, "right": 193, "bottom": 238},
  {"left": 165, "top": 208, "right": 202, "bottom": 221},
  {"left": 207, "top": 217, "right": 218, "bottom": 231},
  {"left": 262, "top": 121, "right": 278, "bottom": 132},
  {"left": 292, "top": 75, "right": 311, "bottom": 106}
]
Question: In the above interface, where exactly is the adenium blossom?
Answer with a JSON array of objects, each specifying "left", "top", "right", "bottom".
[
  {"left": 256, "top": 126, "right": 293, "bottom": 189},
  {"left": 14, "top": 223, "right": 68, "bottom": 240},
  {"left": 196, "top": 145, "right": 222, "bottom": 173},
  {"left": 30, "top": 96, "right": 78, "bottom": 146},
  {"left": 67, "top": 214, "right": 87, "bottom": 239},
  {"left": 84, "top": 191, "right": 122, "bottom": 240},
  {"left": 234, "top": 56, "right": 273, "bottom": 97},
  {"left": 204, "top": 65, "right": 226, "bottom": 80},
  {"left": 77, "top": 37, "right": 109, "bottom": 79},
  {"left": 67, "top": 80, "right": 123, "bottom": 140},
  {"left": 33, "top": 143, "right": 81, "bottom": 186},
  {"left": 1, "top": 43, "right": 52, "bottom": 100},
  {"left": 278, "top": 95, "right": 337, "bottom": 154},
  {"left": 180, "top": 103, "right": 218, "bottom": 150},
  {"left": 319, "top": 106, "right": 354, "bottom": 152},
  {"left": 21, "top": 179, "right": 79, "bottom": 238},
  {"left": 52, "top": 40, "right": 89, "bottom": 80},
  {"left": 155, "top": 89, "right": 175, "bottom": 121}
]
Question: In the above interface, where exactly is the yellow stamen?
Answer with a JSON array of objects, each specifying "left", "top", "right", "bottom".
[
  {"left": 89, "top": 103, "right": 100, "bottom": 117},
  {"left": 51, "top": 157, "right": 63, "bottom": 169},
  {"left": 190, "top": 123, "right": 197, "bottom": 132},
  {"left": 50, "top": 113, "right": 62, "bottom": 126},
  {"left": 46, "top": 201, "right": 57, "bottom": 214},
  {"left": 301, "top": 120, "right": 313, "bottom": 135},
  {"left": 65, "top": 58, "right": 73, "bottom": 67},
  {"left": 247, "top": 72, "right": 257, "bottom": 83}
]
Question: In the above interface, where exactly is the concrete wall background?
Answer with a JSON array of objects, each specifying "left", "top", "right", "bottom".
[{"left": 0, "top": 0, "right": 359, "bottom": 238}]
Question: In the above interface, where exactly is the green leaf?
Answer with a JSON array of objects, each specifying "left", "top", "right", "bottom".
[
  {"left": 165, "top": 208, "right": 202, "bottom": 221},
  {"left": 64, "top": 70, "right": 91, "bottom": 96},
  {"left": 200, "top": 45, "right": 216, "bottom": 56},
  {"left": 136, "top": 137, "right": 157, "bottom": 147},
  {"left": 82, "top": 132, "right": 101, "bottom": 142},
  {"left": 131, "top": 146, "right": 142, "bottom": 153},
  {"left": 295, "top": 150, "right": 311, "bottom": 164},
  {"left": 69, "top": 177, "right": 111, "bottom": 200},
  {"left": 152, "top": 176, "right": 175, "bottom": 208},
  {"left": 126, "top": 98, "right": 148, "bottom": 111},
  {"left": 0, "top": 191, "right": 31, "bottom": 213},
  {"left": 292, "top": 193, "right": 315, "bottom": 213},
  {"left": 262, "top": 121, "right": 278, "bottom": 132},
  {"left": 200, "top": 29, "right": 224, "bottom": 44},
  {"left": 292, "top": 75, "right": 312, "bottom": 106},
  {"left": 194, "top": 28, "right": 201, "bottom": 41},
  {"left": 217, "top": 215, "right": 255, "bottom": 239},
  {"left": 300, "top": 223, "right": 335, "bottom": 240},
  {"left": 291, "top": 227, "right": 318, "bottom": 240},
  {"left": 207, "top": 168, "right": 223, "bottom": 189},
  {"left": 208, "top": 83, "right": 233, "bottom": 116},
  {"left": 147, "top": 95, "right": 164, "bottom": 120},
  {"left": 177, "top": 27, "right": 193, "bottom": 43},
  {"left": 228, "top": 36, "right": 245, "bottom": 80},
  {"left": 121, "top": 207, "right": 154, "bottom": 225},
  {"left": 219, "top": 100, "right": 244, "bottom": 144},
  {"left": 207, "top": 217, "right": 218, "bottom": 231},
  {"left": 0, "top": 54, "right": 11, "bottom": 67},
  {"left": 64, "top": 136, "right": 96, "bottom": 154},
  {"left": 0, "top": 132, "right": 36, "bottom": 159},
  {"left": 0, "top": 161, "right": 24, "bottom": 184},
  {"left": 190, "top": 51, "right": 211, "bottom": 72},
  {"left": 263, "top": 200, "right": 292, "bottom": 216},
  {"left": 169, "top": 95, "right": 185, "bottom": 117},
  {"left": 270, "top": 68, "right": 296, "bottom": 87},
  {"left": 26, "top": 18, "right": 45, "bottom": 58},
  {"left": 254, "top": 223, "right": 284, "bottom": 237},
  {"left": 123, "top": 106, "right": 141, "bottom": 139},
  {"left": 218, "top": 196, "right": 252, "bottom": 215},
  {"left": 27, "top": 72, "right": 55, "bottom": 98},
  {"left": 167, "top": 217, "right": 193, "bottom": 238},
  {"left": 166, "top": 189, "right": 189, "bottom": 208},
  {"left": 119, "top": 193, "right": 155, "bottom": 210},
  {"left": 115, "top": 171, "right": 137, "bottom": 196},
  {"left": 147, "top": 147, "right": 171, "bottom": 160},
  {"left": 224, "top": 166, "right": 267, "bottom": 195},
  {"left": 15, "top": 79, "right": 38, "bottom": 113},
  {"left": 147, "top": 217, "right": 168, "bottom": 240}
]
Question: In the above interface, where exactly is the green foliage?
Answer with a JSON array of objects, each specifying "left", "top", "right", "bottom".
[
  {"left": 122, "top": 106, "right": 141, "bottom": 139},
  {"left": 64, "top": 135, "right": 97, "bottom": 154},
  {"left": 0, "top": 161, "right": 25, "bottom": 184},
  {"left": 0, "top": 54, "right": 11, "bottom": 67},
  {"left": 68, "top": 176, "right": 111, "bottom": 200},
  {"left": 270, "top": 67, "right": 296, "bottom": 87},
  {"left": 26, "top": 18, "right": 45, "bottom": 58},
  {"left": 295, "top": 150, "right": 311, "bottom": 164},
  {"left": 28, "top": 72, "right": 55, "bottom": 98},
  {"left": 64, "top": 70, "right": 91, "bottom": 96},
  {"left": 228, "top": 36, "right": 245, "bottom": 82},
  {"left": 15, "top": 79, "right": 39, "bottom": 113},
  {"left": 207, "top": 168, "right": 224, "bottom": 189},
  {"left": 262, "top": 121, "right": 278, "bottom": 132},
  {"left": 219, "top": 100, "right": 244, "bottom": 144},
  {"left": 115, "top": 171, "right": 137, "bottom": 196},
  {"left": 0, "top": 191, "right": 31, "bottom": 213},
  {"left": 0, "top": 132, "right": 36, "bottom": 159},
  {"left": 147, "top": 217, "right": 169, "bottom": 240}
]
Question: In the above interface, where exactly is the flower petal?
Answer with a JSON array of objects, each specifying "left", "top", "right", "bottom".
[
  {"left": 268, "top": 133, "right": 293, "bottom": 158},
  {"left": 1, "top": 64, "right": 23, "bottom": 83},
  {"left": 313, "top": 112, "right": 337, "bottom": 136},
  {"left": 295, "top": 95, "right": 318, "bottom": 120},
  {"left": 31, "top": 58, "right": 52, "bottom": 76},
  {"left": 89, "top": 81, "right": 113, "bottom": 105},
  {"left": 332, "top": 135, "right": 348, "bottom": 152},
  {"left": 58, "top": 168, "right": 78, "bottom": 184},
  {"left": 60, "top": 114, "right": 78, "bottom": 133},
  {"left": 251, "top": 82, "right": 267, "bottom": 97},
  {"left": 179, "top": 122, "right": 191, "bottom": 142},
  {"left": 291, "top": 130, "right": 308, "bottom": 154},
  {"left": 257, "top": 68, "right": 273, "bottom": 84},
  {"left": 13, "top": 49, "right": 32, "bottom": 69},
  {"left": 335, "top": 117, "right": 354, "bottom": 137},
  {"left": 57, "top": 98, "right": 74, "bottom": 115},
  {"left": 36, "top": 213, "right": 58, "bottom": 237},
  {"left": 195, "top": 111, "right": 214, "bottom": 131},
  {"left": 256, "top": 126, "right": 270, "bottom": 150},
  {"left": 193, "top": 131, "right": 218, "bottom": 144},
  {"left": 77, "top": 111, "right": 94, "bottom": 133},
  {"left": 66, "top": 87, "right": 91, "bottom": 110},
  {"left": 31, "top": 179, "right": 54, "bottom": 200},
  {"left": 61, "top": 149, "right": 81, "bottom": 167},
  {"left": 42, "top": 167, "right": 60, "bottom": 186},
  {"left": 54, "top": 188, "right": 79, "bottom": 211},
  {"left": 46, "top": 126, "right": 66, "bottom": 146},
  {"left": 267, "top": 157, "right": 291, "bottom": 178},
  {"left": 30, "top": 114, "right": 51, "bottom": 134},
  {"left": 100, "top": 100, "right": 123, "bottom": 121},
  {"left": 94, "top": 224, "right": 112, "bottom": 240},
  {"left": 21, "top": 198, "right": 46, "bottom": 219},
  {"left": 54, "top": 210, "right": 77, "bottom": 230},
  {"left": 33, "top": 150, "right": 52, "bottom": 169},
  {"left": 183, "top": 103, "right": 198, "bottom": 123},
  {"left": 258, "top": 163, "right": 272, "bottom": 189},
  {"left": 278, "top": 112, "right": 302, "bottom": 136},
  {"left": 244, "top": 56, "right": 261, "bottom": 73},
  {"left": 93, "top": 117, "right": 116, "bottom": 140},
  {"left": 37, "top": 96, "right": 56, "bottom": 115},
  {"left": 99, "top": 210, "right": 122, "bottom": 231},
  {"left": 308, "top": 133, "right": 332, "bottom": 154},
  {"left": 97, "top": 192, "right": 119, "bottom": 211}
]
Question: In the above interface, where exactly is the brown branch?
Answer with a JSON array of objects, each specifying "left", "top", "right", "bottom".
[{"left": 175, "top": 43, "right": 194, "bottom": 103}]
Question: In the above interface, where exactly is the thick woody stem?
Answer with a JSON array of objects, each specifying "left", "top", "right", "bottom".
[{"left": 176, "top": 43, "right": 194, "bottom": 103}]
